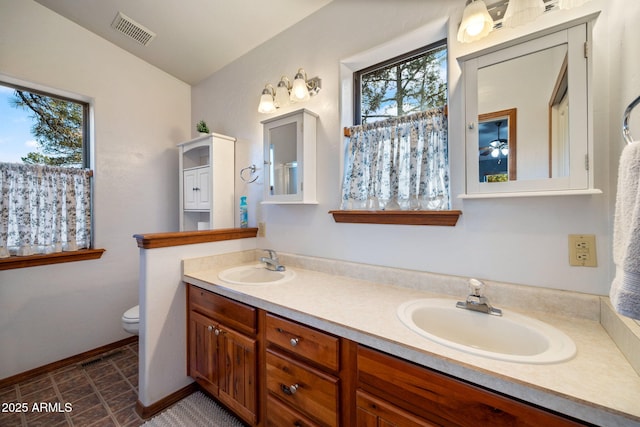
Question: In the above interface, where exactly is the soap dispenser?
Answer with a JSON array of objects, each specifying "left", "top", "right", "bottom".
[{"left": 239, "top": 196, "right": 248, "bottom": 228}]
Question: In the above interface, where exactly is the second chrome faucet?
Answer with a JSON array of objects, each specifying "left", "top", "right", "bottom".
[{"left": 456, "top": 278, "right": 502, "bottom": 316}]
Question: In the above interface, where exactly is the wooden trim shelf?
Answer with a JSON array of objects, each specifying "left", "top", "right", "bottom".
[
  {"left": 133, "top": 227, "right": 258, "bottom": 249},
  {"left": 0, "top": 248, "right": 106, "bottom": 271},
  {"left": 329, "top": 210, "right": 461, "bottom": 226}
]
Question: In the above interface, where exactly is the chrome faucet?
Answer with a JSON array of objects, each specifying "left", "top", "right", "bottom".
[
  {"left": 456, "top": 279, "right": 502, "bottom": 316},
  {"left": 259, "top": 249, "right": 286, "bottom": 271}
]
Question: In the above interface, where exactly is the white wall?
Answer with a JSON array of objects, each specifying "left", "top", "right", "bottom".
[
  {"left": 193, "top": 0, "right": 620, "bottom": 296},
  {"left": 138, "top": 238, "right": 257, "bottom": 407},
  {"left": 0, "top": 0, "right": 190, "bottom": 379}
]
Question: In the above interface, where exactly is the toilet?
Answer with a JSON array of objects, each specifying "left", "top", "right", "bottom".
[{"left": 121, "top": 305, "right": 139, "bottom": 335}]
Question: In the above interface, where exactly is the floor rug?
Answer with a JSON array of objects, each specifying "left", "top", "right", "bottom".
[{"left": 141, "top": 392, "right": 244, "bottom": 427}]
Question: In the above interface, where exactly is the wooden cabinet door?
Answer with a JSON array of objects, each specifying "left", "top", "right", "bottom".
[
  {"left": 218, "top": 325, "right": 258, "bottom": 426},
  {"left": 356, "top": 390, "right": 435, "bottom": 427},
  {"left": 188, "top": 310, "right": 220, "bottom": 392}
]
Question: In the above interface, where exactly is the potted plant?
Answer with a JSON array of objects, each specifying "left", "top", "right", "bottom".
[{"left": 196, "top": 120, "right": 210, "bottom": 135}]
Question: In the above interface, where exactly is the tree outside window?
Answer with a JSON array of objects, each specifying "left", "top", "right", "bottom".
[
  {"left": 356, "top": 41, "right": 447, "bottom": 125},
  {"left": 0, "top": 83, "right": 88, "bottom": 168}
]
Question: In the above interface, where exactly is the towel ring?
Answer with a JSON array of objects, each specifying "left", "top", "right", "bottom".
[
  {"left": 240, "top": 164, "right": 258, "bottom": 183},
  {"left": 623, "top": 95, "right": 640, "bottom": 145}
]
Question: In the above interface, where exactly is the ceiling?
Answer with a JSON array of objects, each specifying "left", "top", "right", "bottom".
[{"left": 34, "top": 0, "right": 334, "bottom": 85}]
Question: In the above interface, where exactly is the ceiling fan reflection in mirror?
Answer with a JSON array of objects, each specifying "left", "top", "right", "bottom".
[{"left": 479, "top": 121, "right": 509, "bottom": 163}]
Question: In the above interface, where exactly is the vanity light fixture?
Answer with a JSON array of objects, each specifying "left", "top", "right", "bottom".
[
  {"left": 502, "top": 0, "right": 545, "bottom": 28},
  {"left": 257, "top": 68, "right": 321, "bottom": 113},
  {"left": 457, "top": 0, "right": 494, "bottom": 43},
  {"left": 458, "top": 0, "right": 590, "bottom": 44}
]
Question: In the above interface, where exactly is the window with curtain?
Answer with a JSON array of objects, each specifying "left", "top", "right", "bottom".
[
  {"left": 341, "top": 40, "right": 449, "bottom": 211},
  {"left": 0, "top": 81, "right": 92, "bottom": 258}
]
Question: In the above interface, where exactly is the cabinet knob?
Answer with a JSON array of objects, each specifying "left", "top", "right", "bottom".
[
  {"left": 289, "top": 338, "right": 299, "bottom": 347},
  {"left": 207, "top": 325, "right": 213, "bottom": 332},
  {"left": 193, "top": 187, "right": 200, "bottom": 191},
  {"left": 214, "top": 328, "right": 221, "bottom": 336},
  {"left": 281, "top": 383, "right": 299, "bottom": 395}
]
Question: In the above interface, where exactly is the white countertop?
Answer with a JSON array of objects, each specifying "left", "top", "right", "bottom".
[{"left": 183, "top": 259, "right": 640, "bottom": 426}]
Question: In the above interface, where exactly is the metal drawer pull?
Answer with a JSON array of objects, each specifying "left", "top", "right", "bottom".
[
  {"left": 207, "top": 325, "right": 213, "bottom": 332},
  {"left": 290, "top": 337, "right": 299, "bottom": 347},
  {"left": 281, "top": 383, "right": 299, "bottom": 395}
]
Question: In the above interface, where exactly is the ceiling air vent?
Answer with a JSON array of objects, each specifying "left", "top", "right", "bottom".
[{"left": 111, "top": 12, "right": 156, "bottom": 46}]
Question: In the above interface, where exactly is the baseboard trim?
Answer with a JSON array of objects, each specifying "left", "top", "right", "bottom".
[
  {"left": 0, "top": 336, "right": 138, "bottom": 389},
  {"left": 136, "top": 382, "right": 199, "bottom": 419}
]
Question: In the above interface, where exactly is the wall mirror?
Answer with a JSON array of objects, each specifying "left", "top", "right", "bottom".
[
  {"left": 262, "top": 108, "right": 318, "bottom": 204},
  {"left": 461, "top": 21, "right": 596, "bottom": 197},
  {"left": 267, "top": 121, "right": 298, "bottom": 196}
]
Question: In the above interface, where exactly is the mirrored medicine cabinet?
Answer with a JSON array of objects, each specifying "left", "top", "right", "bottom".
[
  {"left": 261, "top": 108, "right": 318, "bottom": 204},
  {"left": 460, "top": 17, "right": 601, "bottom": 198}
]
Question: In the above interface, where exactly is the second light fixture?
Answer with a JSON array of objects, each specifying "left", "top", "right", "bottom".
[{"left": 258, "top": 68, "right": 321, "bottom": 114}]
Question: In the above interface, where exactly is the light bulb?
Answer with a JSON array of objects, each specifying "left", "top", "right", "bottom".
[
  {"left": 274, "top": 77, "right": 290, "bottom": 108},
  {"left": 457, "top": 0, "right": 493, "bottom": 43},
  {"left": 290, "top": 69, "right": 310, "bottom": 102},
  {"left": 258, "top": 85, "right": 276, "bottom": 113}
]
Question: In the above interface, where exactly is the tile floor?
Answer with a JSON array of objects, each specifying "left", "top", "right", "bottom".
[{"left": 0, "top": 341, "right": 143, "bottom": 427}]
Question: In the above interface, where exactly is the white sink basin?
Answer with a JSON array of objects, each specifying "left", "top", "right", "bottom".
[
  {"left": 218, "top": 264, "right": 295, "bottom": 285},
  {"left": 397, "top": 298, "right": 576, "bottom": 364}
]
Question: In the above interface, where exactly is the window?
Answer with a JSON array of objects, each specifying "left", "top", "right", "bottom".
[
  {"left": 340, "top": 41, "right": 451, "bottom": 215},
  {"left": 0, "top": 80, "right": 101, "bottom": 267},
  {"left": 0, "top": 82, "right": 89, "bottom": 167},
  {"left": 354, "top": 40, "right": 447, "bottom": 125}
]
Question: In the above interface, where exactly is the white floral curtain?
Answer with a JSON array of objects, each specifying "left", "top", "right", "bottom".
[
  {"left": 0, "top": 163, "right": 92, "bottom": 257},
  {"left": 341, "top": 108, "right": 449, "bottom": 211}
]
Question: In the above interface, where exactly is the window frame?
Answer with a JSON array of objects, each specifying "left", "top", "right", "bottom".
[
  {"left": 0, "top": 77, "right": 103, "bottom": 269},
  {"left": 334, "top": 35, "right": 459, "bottom": 226},
  {"left": 353, "top": 38, "right": 448, "bottom": 126},
  {"left": 0, "top": 80, "right": 91, "bottom": 168}
]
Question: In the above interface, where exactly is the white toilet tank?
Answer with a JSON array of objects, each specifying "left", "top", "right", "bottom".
[{"left": 122, "top": 305, "right": 139, "bottom": 335}]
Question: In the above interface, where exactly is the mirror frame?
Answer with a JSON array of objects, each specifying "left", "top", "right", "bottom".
[{"left": 460, "top": 20, "right": 598, "bottom": 197}]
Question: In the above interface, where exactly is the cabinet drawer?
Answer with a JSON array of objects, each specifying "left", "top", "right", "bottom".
[
  {"left": 266, "top": 349, "right": 339, "bottom": 426},
  {"left": 358, "top": 346, "right": 585, "bottom": 427},
  {"left": 266, "top": 395, "right": 321, "bottom": 427},
  {"left": 188, "top": 284, "right": 256, "bottom": 335},
  {"left": 266, "top": 313, "right": 339, "bottom": 371},
  {"left": 356, "top": 390, "right": 435, "bottom": 427}
]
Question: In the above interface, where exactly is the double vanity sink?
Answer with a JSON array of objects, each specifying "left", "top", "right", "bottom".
[
  {"left": 179, "top": 254, "right": 640, "bottom": 426},
  {"left": 218, "top": 264, "right": 576, "bottom": 365}
]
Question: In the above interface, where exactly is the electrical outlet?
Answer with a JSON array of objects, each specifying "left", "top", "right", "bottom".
[
  {"left": 257, "top": 222, "right": 266, "bottom": 237},
  {"left": 568, "top": 234, "right": 597, "bottom": 267}
]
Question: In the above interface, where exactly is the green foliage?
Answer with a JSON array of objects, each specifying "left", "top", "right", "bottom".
[
  {"left": 10, "top": 90, "right": 83, "bottom": 167},
  {"left": 196, "top": 120, "right": 210, "bottom": 133},
  {"left": 361, "top": 45, "right": 447, "bottom": 124}
]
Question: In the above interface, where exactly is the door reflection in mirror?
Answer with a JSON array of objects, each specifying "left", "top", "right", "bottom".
[{"left": 478, "top": 109, "right": 517, "bottom": 183}]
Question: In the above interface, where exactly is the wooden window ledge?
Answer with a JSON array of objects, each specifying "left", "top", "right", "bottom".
[
  {"left": 0, "top": 248, "right": 106, "bottom": 271},
  {"left": 329, "top": 210, "right": 461, "bottom": 226}
]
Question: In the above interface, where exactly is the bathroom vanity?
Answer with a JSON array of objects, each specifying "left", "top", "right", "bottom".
[
  {"left": 187, "top": 283, "right": 584, "bottom": 426},
  {"left": 182, "top": 253, "right": 640, "bottom": 426}
]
